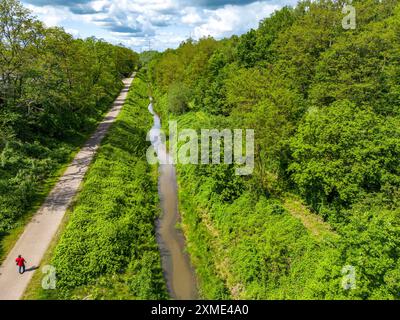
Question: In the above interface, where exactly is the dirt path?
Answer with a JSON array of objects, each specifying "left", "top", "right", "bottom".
[
  {"left": 283, "top": 196, "right": 338, "bottom": 241},
  {"left": 0, "top": 76, "right": 134, "bottom": 300}
]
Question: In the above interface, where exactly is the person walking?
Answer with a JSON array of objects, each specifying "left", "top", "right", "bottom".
[{"left": 15, "top": 255, "right": 26, "bottom": 274}]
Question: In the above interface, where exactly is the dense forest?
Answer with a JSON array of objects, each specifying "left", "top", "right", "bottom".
[
  {"left": 147, "top": 0, "right": 400, "bottom": 299},
  {"left": 0, "top": 0, "right": 139, "bottom": 257}
]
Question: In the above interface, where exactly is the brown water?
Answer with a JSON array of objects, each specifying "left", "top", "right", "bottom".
[{"left": 148, "top": 102, "right": 198, "bottom": 300}]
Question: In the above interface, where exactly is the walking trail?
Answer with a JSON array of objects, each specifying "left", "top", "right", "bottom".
[{"left": 0, "top": 76, "right": 134, "bottom": 300}]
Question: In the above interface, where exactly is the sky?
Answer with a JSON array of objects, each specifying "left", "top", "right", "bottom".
[{"left": 22, "top": 0, "right": 297, "bottom": 52}]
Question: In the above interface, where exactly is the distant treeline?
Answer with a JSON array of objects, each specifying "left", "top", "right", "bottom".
[
  {"left": 0, "top": 0, "right": 139, "bottom": 245},
  {"left": 148, "top": 0, "right": 400, "bottom": 299}
]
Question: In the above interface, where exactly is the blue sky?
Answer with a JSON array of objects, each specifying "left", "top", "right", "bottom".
[{"left": 22, "top": 0, "right": 297, "bottom": 52}]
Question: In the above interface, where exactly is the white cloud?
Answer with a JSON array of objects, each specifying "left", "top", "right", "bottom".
[
  {"left": 181, "top": 8, "right": 203, "bottom": 25},
  {"left": 25, "top": 4, "right": 72, "bottom": 27},
  {"left": 23, "top": 0, "right": 292, "bottom": 51},
  {"left": 91, "top": 0, "right": 109, "bottom": 12},
  {"left": 194, "top": 2, "right": 280, "bottom": 39},
  {"left": 65, "top": 28, "right": 80, "bottom": 37}
]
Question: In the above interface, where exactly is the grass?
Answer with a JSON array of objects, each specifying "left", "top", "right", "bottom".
[{"left": 23, "top": 74, "right": 167, "bottom": 300}]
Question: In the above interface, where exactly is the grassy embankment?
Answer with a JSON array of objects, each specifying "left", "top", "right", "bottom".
[
  {"left": 151, "top": 95, "right": 342, "bottom": 300},
  {"left": 24, "top": 74, "right": 168, "bottom": 300}
]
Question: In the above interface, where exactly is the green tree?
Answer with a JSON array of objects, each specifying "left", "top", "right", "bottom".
[{"left": 290, "top": 100, "right": 400, "bottom": 220}]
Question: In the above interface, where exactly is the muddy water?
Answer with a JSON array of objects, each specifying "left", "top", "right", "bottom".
[{"left": 148, "top": 102, "right": 198, "bottom": 300}]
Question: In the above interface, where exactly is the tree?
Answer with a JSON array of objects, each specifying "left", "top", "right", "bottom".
[
  {"left": 0, "top": 0, "right": 44, "bottom": 110},
  {"left": 289, "top": 100, "right": 400, "bottom": 220}
]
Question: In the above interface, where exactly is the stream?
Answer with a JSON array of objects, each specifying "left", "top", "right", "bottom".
[{"left": 148, "top": 101, "right": 198, "bottom": 300}]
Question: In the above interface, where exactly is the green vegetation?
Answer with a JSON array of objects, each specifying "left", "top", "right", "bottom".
[
  {"left": 0, "top": 0, "right": 139, "bottom": 260},
  {"left": 26, "top": 74, "right": 167, "bottom": 300},
  {"left": 2, "top": 0, "right": 399, "bottom": 301},
  {"left": 148, "top": 0, "right": 400, "bottom": 300}
]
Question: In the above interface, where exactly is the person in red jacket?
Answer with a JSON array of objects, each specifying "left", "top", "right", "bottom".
[{"left": 15, "top": 255, "right": 26, "bottom": 274}]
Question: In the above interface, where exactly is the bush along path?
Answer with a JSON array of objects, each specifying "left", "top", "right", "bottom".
[{"left": 0, "top": 76, "right": 135, "bottom": 300}]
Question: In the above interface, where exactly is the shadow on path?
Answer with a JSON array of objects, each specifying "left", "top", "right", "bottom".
[{"left": 24, "top": 266, "right": 39, "bottom": 273}]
